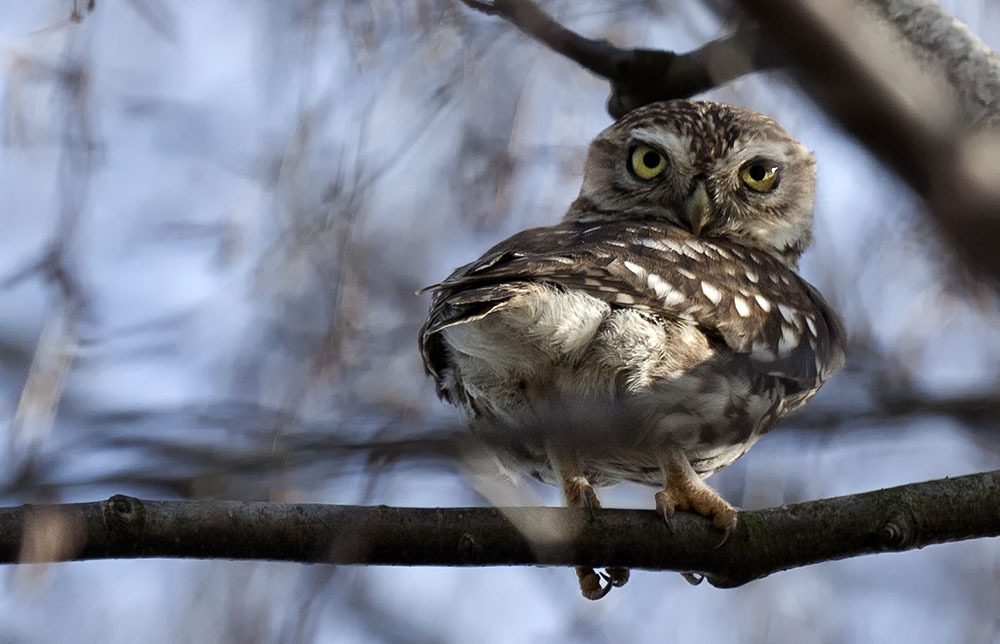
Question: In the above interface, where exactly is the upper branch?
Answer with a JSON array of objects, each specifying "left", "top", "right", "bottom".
[
  {"left": 459, "top": 0, "right": 782, "bottom": 117},
  {"left": 3, "top": 469, "right": 998, "bottom": 587}
]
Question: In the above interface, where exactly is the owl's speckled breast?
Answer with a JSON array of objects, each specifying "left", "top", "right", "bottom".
[{"left": 440, "top": 284, "right": 787, "bottom": 485}]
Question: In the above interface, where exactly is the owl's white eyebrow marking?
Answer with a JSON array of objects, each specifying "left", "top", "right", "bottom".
[
  {"left": 733, "top": 295, "right": 751, "bottom": 317},
  {"left": 745, "top": 270, "right": 759, "bottom": 283},
  {"left": 700, "top": 281, "right": 723, "bottom": 305},
  {"left": 754, "top": 294, "right": 772, "bottom": 312},
  {"left": 628, "top": 128, "right": 691, "bottom": 160}
]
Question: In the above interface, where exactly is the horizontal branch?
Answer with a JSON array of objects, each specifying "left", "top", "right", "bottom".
[{"left": 3, "top": 469, "right": 998, "bottom": 587}]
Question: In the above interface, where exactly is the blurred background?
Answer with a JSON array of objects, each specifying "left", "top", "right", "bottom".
[{"left": 1, "top": 1, "right": 999, "bottom": 642}]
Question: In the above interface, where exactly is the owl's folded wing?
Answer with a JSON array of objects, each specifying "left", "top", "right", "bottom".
[{"left": 420, "top": 223, "right": 845, "bottom": 400}]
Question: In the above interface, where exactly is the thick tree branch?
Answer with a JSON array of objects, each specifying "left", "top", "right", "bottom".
[
  {"left": 459, "top": 0, "right": 782, "bottom": 117},
  {"left": 2, "top": 470, "right": 998, "bottom": 587}
]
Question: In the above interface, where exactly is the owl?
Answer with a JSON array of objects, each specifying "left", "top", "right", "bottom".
[{"left": 419, "top": 100, "right": 845, "bottom": 599}]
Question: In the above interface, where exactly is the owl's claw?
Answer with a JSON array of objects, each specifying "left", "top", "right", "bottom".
[
  {"left": 605, "top": 566, "right": 630, "bottom": 587},
  {"left": 654, "top": 477, "right": 739, "bottom": 544},
  {"left": 582, "top": 485, "right": 599, "bottom": 521},
  {"left": 560, "top": 471, "right": 630, "bottom": 598},
  {"left": 577, "top": 567, "right": 614, "bottom": 600},
  {"left": 681, "top": 572, "right": 704, "bottom": 585},
  {"left": 715, "top": 518, "right": 737, "bottom": 549},
  {"left": 655, "top": 495, "right": 674, "bottom": 533}
]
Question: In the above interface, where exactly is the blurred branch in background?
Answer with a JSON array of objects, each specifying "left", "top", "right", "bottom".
[
  {"left": 3, "top": 470, "right": 998, "bottom": 588},
  {"left": 3, "top": 37, "right": 96, "bottom": 487}
]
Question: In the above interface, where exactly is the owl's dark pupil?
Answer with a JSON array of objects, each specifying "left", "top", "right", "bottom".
[
  {"left": 749, "top": 164, "right": 766, "bottom": 181},
  {"left": 642, "top": 151, "right": 661, "bottom": 168}
]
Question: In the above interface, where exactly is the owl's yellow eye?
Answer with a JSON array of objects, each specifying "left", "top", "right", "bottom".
[
  {"left": 740, "top": 162, "right": 780, "bottom": 191},
  {"left": 629, "top": 145, "right": 667, "bottom": 180}
]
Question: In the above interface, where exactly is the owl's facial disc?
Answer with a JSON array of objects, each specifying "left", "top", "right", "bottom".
[{"left": 570, "top": 100, "right": 817, "bottom": 267}]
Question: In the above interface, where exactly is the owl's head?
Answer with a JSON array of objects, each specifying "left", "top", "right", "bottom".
[{"left": 569, "top": 100, "right": 816, "bottom": 268}]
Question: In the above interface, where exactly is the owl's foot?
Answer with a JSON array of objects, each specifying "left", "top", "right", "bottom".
[
  {"left": 555, "top": 462, "right": 630, "bottom": 600},
  {"left": 656, "top": 451, "right": 738, "bottom": 546},
  {"left": 605, "top": 566, "right": 630, "bottom": 587},
  {"left": 562, "top": 474, "right": 599, "bottom": 520},
  {"left": 576, "top": 567, "right": 612, "bottom": 600},
  {"left": 575, "top": 565, "right": 630, "bottom": 600}
]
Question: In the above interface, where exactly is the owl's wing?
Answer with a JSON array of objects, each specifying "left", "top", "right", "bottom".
[{"left": 420, "top": 221, "right": 845, "bottom": 400}]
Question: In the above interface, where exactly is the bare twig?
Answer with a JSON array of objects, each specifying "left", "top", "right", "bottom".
[{"left": 2, "top": 470, "right": 998, "bottom": 588}]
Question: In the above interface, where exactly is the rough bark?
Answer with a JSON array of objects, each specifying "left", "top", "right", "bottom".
[{"left": 3, "top": 469, "right": 998, "bottom": 587}]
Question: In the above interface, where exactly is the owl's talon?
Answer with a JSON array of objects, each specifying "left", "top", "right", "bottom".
[
  {"left": 654, "top": 490, "right": 675, "bottom": 533},
  {"left": 681, "top": 572, "right": 704, "bottom": 585},
  {"left": 658, "top": 452, "right": 738, "bottom": 548},
  {"left": 714, "top": 517, "right": 737, "bottom": 549},
  {"left": 582, "top": 485, "right": 599, "bottom": 521},
  {"left": 606, "top": 566, "right": 630, "bottom": 587},
  {"left": 577, "top": 567, "right": 613, "bottom": 600}
]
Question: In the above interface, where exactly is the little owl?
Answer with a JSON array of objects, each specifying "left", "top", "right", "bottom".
[{"left": 419, "top": 100, "right": 845, "bottom": 599}]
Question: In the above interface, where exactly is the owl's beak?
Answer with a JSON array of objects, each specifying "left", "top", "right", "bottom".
[{"left": 681, "top": 182, "right": 712, "bottom": 236}]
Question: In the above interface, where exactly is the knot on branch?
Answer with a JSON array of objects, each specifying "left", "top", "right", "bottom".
[
  {"left": 102, "top": 495, "right": 146, "bottom": 537},
  {"left": 458, "top": 532, "right": 483, "bottom": 563},
  {"left": 607, "top": 49, "right": 689, "bottom": 119},
  {"left": 877, "top": 509, "right": 917, "bottom": 550}
]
